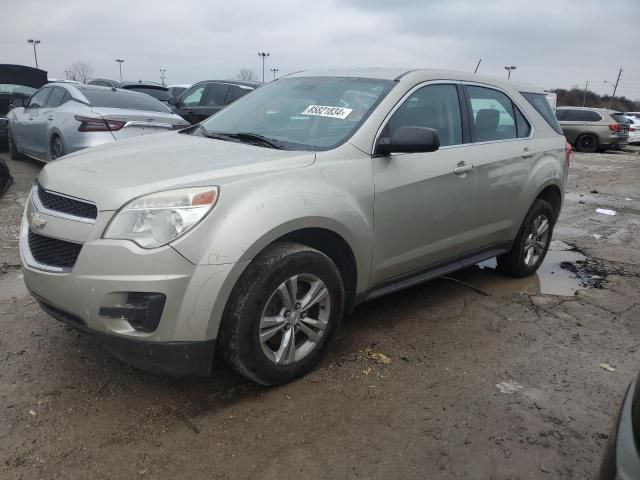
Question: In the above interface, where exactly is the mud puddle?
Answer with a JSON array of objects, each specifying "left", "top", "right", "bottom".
[
  {"left": 0, "top": 269, "right": 28, "bottom": 301},
  {"left": 450, "top": 241, "right": 602, "bottom": 296}
]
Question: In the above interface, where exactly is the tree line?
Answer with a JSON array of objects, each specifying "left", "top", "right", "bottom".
[{"left": 552, "top": 87, "right": 640, "bottom": 112}]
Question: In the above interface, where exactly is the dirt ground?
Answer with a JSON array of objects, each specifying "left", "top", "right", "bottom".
[{"left": 1, "top": 147, "right": 639, "bottom": 480}]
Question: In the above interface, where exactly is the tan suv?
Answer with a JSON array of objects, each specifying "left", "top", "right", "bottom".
[{"left": 556, "top": 107, "right": 629, "bottom": 153}]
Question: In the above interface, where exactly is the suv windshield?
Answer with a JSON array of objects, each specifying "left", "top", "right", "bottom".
[
  {"left": 81, "top": 89, "right": 170, "bottom": 112},
  {"left": 199, "top": 77, "right": 395, "bottom": 151}
]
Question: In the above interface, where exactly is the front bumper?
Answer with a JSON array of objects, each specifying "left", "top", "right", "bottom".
[
  {"left": 19, "top": 189, "right": 250, "bottom": 375},
  {"left": 600, "top": 381, "right": 640, "bottom": 480}
]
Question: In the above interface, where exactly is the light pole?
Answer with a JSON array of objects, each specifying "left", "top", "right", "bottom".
[
  {"left": 258, "top": 52, "right": 270, "bottom": 82},
  {"left": 27, "top": 39, "right": 41, "bottom": 68},
  {"left": 115, "top": 59, "right": 124, "bottom": 81},
  {"left": 582, "top": 80, "right": 590, "bottom": 107},
  {"left": 504, "top": 65, "right": 516, "bottom": 79},
  {"left": 160, "top": 68, "right": 166, "bottom": 86},
  {"left": 270, "top": 68, "right": 279, "bottom": 80}
]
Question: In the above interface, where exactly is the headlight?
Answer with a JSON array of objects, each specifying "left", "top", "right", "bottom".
[{"left": 103, "top": 186, "right": 219, "bottom": 248}]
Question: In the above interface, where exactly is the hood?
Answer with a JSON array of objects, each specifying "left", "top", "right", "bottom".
[
  {"left": 38, "top": 131, "right": 316, "bottom": 210},
  {"left": 0, "top": 64, "right": 48, "bottom": 88}
]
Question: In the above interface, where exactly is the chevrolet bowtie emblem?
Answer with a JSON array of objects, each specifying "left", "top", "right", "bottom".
[{"left": 29, "top": 211, "right": 47, "bottom": 230}]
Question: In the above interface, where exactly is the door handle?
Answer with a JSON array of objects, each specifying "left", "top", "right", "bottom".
[
  {"left": 28, "top": 117, "right": 34, "bottom": 121},
  {"left": 522, "top": 147, "right": 535, "bottom": 158},
  {"left": 453, "top": 162, "right": 474, "bottom": 175},
  {"left": 48, "top": 115, "right": 54, "bottom": 121}
]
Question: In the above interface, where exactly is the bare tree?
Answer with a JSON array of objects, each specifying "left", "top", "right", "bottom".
[
  {"left": 68, "top": 61, "right": 95, "bottom": 84},
  {"left": 236, "top": 68, "right": 257, "bottom": 81}
]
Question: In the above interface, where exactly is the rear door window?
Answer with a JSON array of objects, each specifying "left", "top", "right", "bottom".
[
  {"left": 385, "top": 83, "right": 462, "bottom": 147},
  {"left": 202, "top": 83, "right": 230, "bottom": 106},
  {"left": 225, "top": 85, "right": 253, "bottom": 104},
  {"left": 45, "top": 88, "right": 66, "bottom": 108},
  {"left": 584, "top": 111, "right": 603, "bottom": 122},
  {"left": 611, "top": 113, "right": 630, "bottom": 124},
  {"left": 466, "top": 86, "right": 519, "bottom": 142}
]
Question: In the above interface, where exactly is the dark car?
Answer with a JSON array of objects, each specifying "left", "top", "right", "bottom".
[
  {"left": 0, "top": 64, "right": 48, "bottom": 142},
  {"left": 119, "top": 81, "right": 172, "bottom": 105},
  {"left": 600, "top": 372, "right": 640, "bottom": 479},
  {"left": 170, "top": 80, "right": 260, "bottom": 124}
]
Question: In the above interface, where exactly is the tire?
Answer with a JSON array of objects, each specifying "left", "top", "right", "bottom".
[
  {"left": 7, "top": 128, "right": 25, "bottom": 161},
  {"left": 219, "top": 242, "right": 345, "bottom": 385},
  {"left": 50, "top": 135, "right": 64, "bottom": 161},
  {"left": 497, "top": 199, "right": 555, "bottom": 278},
  {"left": 574, "top": 133, "right": 599, "bottom": 153}
]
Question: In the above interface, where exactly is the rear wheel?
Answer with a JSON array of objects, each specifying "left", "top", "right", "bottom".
[
  {"left": 574, "top": 133, "right": 599, "bottom": 153},
  {"left": 219, "top": 242, "right": 345, "bottom": 385},
  {"left": 50, "top": 135, "right": 64, "bottom": 160},
  {"left": 7, "top": 128, "right": 24, "bottom": 161},
  {"left": 497, "top": 199, "right": 555, "bottom": 278}
]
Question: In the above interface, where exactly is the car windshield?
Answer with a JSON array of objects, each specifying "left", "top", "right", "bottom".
[
  {"left": 199, "top": 77, "right": 395, "bottom": 151},
  {"left": 124, "top": 86, "right": 172, "bottom": 102},
  {"left": 81, "top": 89, "right": 171, "bottom": 113},
  {"left": 0, "top": 84, "right": 37, "bottom": 96}
]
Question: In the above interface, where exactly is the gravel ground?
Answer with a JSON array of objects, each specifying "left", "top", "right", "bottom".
[{"left": 0, "top": 147, "right": 639, "bottom": 479}]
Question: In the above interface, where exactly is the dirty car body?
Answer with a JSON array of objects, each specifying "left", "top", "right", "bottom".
[{"left": 20, "top": 69, "right": 569, "bottom": 382}]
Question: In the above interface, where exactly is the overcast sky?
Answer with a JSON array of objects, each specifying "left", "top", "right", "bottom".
[{"left": 3, "top": 0, "right": 640, "bottom": 99}]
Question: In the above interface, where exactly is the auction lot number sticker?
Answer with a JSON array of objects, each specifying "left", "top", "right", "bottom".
[{"left": 301, "top": 105, "right": 353, "bottom": 119}]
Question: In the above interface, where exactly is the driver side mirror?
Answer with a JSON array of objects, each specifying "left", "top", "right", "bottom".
[
  {"left": 376, "top": 126, "right": 440, "bottom": 155},
  {"left": 10, "top": 96, "right": 27, "bottom": 109}
]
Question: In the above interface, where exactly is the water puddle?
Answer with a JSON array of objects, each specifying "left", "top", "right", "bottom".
[
  {"left": 0, "top": 270, "right": 28, "bottom": 301},
  {"left": 450, "top": 241, "right": 601, "bottom": 296}
]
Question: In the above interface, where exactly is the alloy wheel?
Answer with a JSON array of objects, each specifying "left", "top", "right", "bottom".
[
  {"left": 259, "top": 273, "right": 331, "bottom": 365},
  {"left": 523, "top": 214, "right": 550, "bottom": 267}
]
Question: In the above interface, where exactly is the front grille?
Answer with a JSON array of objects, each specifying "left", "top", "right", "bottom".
[
  {"left": 28, "top": 231, "right": 83, "bottom": 269},
  {"left": 37, "top": 183, "right": 97, "bottom": 220}
]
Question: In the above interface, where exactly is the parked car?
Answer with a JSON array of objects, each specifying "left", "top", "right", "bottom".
[
  {"left": 0, "top": 64, "right": 48, "bottom": 143},
  {"left": 88, "top": 78, "right": 121, "bottom": 88},
  {"left": 624, "top": 111, "right": 640, "bottom": 120},
  {"left": 556, "top": 107, "right": 629, "bottom": 153},
  {"left": 120, "top": 81, "right": 172, "bottom": 104},
  {"left": 599, "top": 372, "right": 640, "bottom": 479},
  {"left": 7, "top": 83, "right": 188, "bottom": 162},
  {"left": 20, "top": 69, "right": 569, "bottom": 384},
  {"left": 170, "top": 80, "right": 260, "bottom": 124},
  {"left": 625, "top": 116, "right": 640, "bottom": 145},
  {"left": 168, "top": 84, "right": 190, "bottom": 101}
]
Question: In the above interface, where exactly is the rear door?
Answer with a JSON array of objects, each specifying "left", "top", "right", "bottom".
[{"left": 460, "top": 84, "right": 534, "bottom": 252}]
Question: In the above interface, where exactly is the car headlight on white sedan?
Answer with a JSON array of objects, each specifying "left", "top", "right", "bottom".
[{"left": 103, "top": 187, "right": 219, "bottom": 248}]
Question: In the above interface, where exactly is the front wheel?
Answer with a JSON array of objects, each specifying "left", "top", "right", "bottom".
[
  {"left": 50, "top": 135, "right": 64, "bottom": 161},
  {"left": 497, "top": 199, "right": 555, "bottom": 278},
  {"left": 219, "top": 242, "right": 345, "bottom": 385}
]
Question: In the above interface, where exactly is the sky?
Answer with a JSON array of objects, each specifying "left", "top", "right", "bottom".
[{"left": 2, "top": 0, "right": 640, "bottom": 100}]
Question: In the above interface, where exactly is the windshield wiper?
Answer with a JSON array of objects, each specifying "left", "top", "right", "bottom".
[{"left": 200, "top": 129, "right": 284, "bottom": 149}]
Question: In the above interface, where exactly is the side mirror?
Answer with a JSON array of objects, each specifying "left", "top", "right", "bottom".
[
  {"left": 376, "top": 126, "right": 440, "bottom": 155},
  {"left": 10, "top": 96, "right": 27, "bottom": 108}
]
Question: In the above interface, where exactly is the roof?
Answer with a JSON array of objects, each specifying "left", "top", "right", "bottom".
[
  {"left": 120, "top": 81, "right": 168, "bottom": 90},
  {"left": 557, "top": 106, "right": 621, "bottom": 114},
  {"left": 282, "top": 68, "right": 546, "bottom": 94},
  {"left": 191, "top": 79, "right": 262, "bottom": 88}
]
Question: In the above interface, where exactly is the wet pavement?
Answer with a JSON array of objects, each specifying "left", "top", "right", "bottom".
[{"left": 1, "top": 147, "right": 639, "bottom": 479}]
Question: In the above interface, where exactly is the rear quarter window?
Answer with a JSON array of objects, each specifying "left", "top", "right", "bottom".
[{"left": 521, "top": 92, "right": 563, "bottom": 135}]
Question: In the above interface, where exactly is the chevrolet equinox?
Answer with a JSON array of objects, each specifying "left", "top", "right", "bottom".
[{"left": 20, "top": 69, "right": 569, "bottom": 385}]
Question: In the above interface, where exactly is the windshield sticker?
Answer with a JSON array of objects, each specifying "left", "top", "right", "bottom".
[{"left": 301, "top": 105, "right": 353, "bottom": 119}]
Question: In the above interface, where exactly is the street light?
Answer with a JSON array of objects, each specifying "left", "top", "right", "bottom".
[
  {"left": 115, "top": 59, "right": 124, "bottom": 81},
  {"left": 270, "top": 68, "right": 279, "bottom": 80},
  {"left": 504, "top": 65, "right": 516, "bottom": 79},
  {"left": 27, "top": 39, "right": 41, "bottom": 68},
  {"left": 258, "top": 52, "right": 270, "bottom": 82},
  {"left": 160, "top": 68, "right": 166, "bottom": 86}
]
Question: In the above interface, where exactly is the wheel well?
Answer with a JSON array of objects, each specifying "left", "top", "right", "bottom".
[
  {"left": 536, "top": 185, "right": 562, "bottom": 220},
  {"left": 276, "top": 228, "right": 358, "bottom": 312}
]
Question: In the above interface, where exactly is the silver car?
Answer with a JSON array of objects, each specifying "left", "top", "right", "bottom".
[
  {"left": 20, "top": 69, "right": 569, "bottom": 384},
  {"left": 7, "top": 83, "right": 189, "bottom": 162}
]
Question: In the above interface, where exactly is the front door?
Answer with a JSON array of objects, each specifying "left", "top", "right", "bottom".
[
  {"left": 371, "top": 83, "right": 477, "bottom": 285},
  {"left": 17, "top": 87, "right": 52, "bottom": 156}
]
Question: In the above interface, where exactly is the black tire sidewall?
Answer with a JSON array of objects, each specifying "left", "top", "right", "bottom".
[
  {"left": 51, "top": 135, "right": 64, "bottom": 160},
  {"left": 8, "top": 128, "right": 23, "bottom": 161},
  {"left": 575, "top": 134, "right": 598, "bottom": 153},
  {"left": 221, "top": 244, "right": 344, "bottom": 385}
]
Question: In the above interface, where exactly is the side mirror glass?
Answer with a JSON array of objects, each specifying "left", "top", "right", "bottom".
[{"left": 377, "top": 126, "right": 440, "bottom": 155}]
